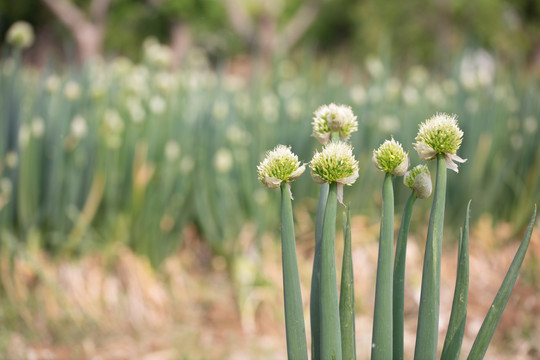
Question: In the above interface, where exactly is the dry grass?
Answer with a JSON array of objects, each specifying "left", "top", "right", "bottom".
[{"left": 1, "top": 217, "right": 539, "bottom": 359}]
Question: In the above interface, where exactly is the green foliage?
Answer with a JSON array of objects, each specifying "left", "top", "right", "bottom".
[
  {"left": 319, "top": 182, "right": 342, "bottom": 360},
  {"left": 441, "top": 202, "right": 470, "bottom": 360},
  {"left": 279, "top": 183, "right": 308, "bottom": 360},
  {"left": 392, "top": 191, "right": 417, "bottom": 360},
  {"left": 310, "top": 184, "right": 328, "bottom": 360},
  {"left": 414, "top": 154, "right": 447, "bottom": 359},
  {"left": 467, "top": 206, "right": 537, "bottom": 359},
  {"left": 3, "top": 0, "right": 540, "bottom": 66},
  {"left": 371, "top": 173, "right": 394, "bottom": 359},
  {"left": 339, "top": 207, "right": 355, "bottom": 360},
  {"left": 0, "top": 47, "right": 538, "bottom": 263}
]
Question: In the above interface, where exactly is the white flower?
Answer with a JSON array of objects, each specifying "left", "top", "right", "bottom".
[
  {"left": 286, "top": 98, "right": 303, "bottom": 121},
  {"left": 460, "top": 49, "right": 495, "bottom": 90},
  {"left": 111, "top": 57, "right": 133, "bottom": 76},
  {"left": 223, "top": 75, "right": 246, "bottom": 92},
  {"left": 31, "top": 117, "right": 45, "bottom": 138},
  {"left": 442, "top": 79, "right": 458, "bottom": 95},
  {"left": 214, "top": 148, "right": 234, "bottom": 174},
  {"left": 372, "top": 138, "right": 409, "bottom": 176},
  {"left": 143, "top": 37, "right": 172, "bottom": 68},
  {"left": 126, "top": 66, "right": 150, "bottom": 97},
  {"left": 5, "top": 152, "right": 18, "bottom": 168},
  {"left": 165, "top": 141, "right": 180, "bottom": 161},
  {"left": 414, "top": 113, "right": 467, "bottom": 173},
  {"left": 46, "top": 75, "right": 61, "bottom": 93},
  {"left": 350, "top": 85, "right": 366, "bottom": 105},
  {"left": 153, "top": 72, "right": 178, "bottom": 93},
  {"left": 70, "top": 115, "right": 87, "bottom": 139},
  {"left": 310, "top": 141, "right": 359, "bottom": 203},
  {"left": 149, "top": 95, "right": 166, "bottom": 115},
  {"left": 312, "top": 103, "right": 358, "bottom": 144},
  {"left": 64, "top": 81, "right": 81, "bottom": 100},
  {"left": 19, "top": 124, "right": 30, "bottom": 147},
  {"left": 126, "top": 97, "right": 146, "bottom": 123},
  {"left": 104, "top": 109, "right": 124, "bottom": 133},
  {"left": 261, "top": 93, "right": 279, "bottom": 124},
  {"left": 180, "top": 156, "right": 194, "bottom": 174},
  {"left": 408, "top": 66, "right": 429, "bottom": 86},
  {"left": 213, "top": 100, "right": 229, "bottom": 121},
  {"left": 366, "top": 56, "right": 384, "bottom": 78},
  {"left": 402, "top": 85, "right": 419, "bottom": 106},
  {"left": 404, "top": 165, "right": 432, "bottom": 199},
  {"left": 6, "top": 21, "right": 34, "bottom": 49},
  {"left": 226, "top": 125, "right": 250, "bottom": 145},
  {"left": 310, "top": 141, "right": 359, "bottom": 185},
  {"left": 524, "top": 116, "right": 538, "bottom": 133},
  {"left": 378, "top": 115, "right": 400, "bottom": 133},
  {"left": 425, "top": 83, "right": 445, "bottom": 106},
  {"left": 257, "top": 145, "right": 305, "bottom": 190},
  {"left": 386, "top": 78, "right": 402, "bottom": 100}
]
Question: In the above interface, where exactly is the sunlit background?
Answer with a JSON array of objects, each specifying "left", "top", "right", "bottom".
[{"left": 0, "top": 0, "right": 539, "bottom": 359}]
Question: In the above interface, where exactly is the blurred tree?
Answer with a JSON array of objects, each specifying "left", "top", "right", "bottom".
[
  {"left": 2, "top": 0, "right": 540, "bottom": 68},
  {"left": 511, "top": 0, "right": 540, "bottom": 68},
  {"left": 146, "top": 0, "right": 228, "bottom": 66},
  {"left": 224, "top": 0, "right": 321, "bottom": 62},
  {"left": 39, "top": 0, "right": 112, "bottom": 60}
]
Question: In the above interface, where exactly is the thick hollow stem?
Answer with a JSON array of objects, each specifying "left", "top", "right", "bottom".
[
  {"left": 310, "top": 183, "right": 329, "bottom": 360},
  {"left": 371, "top": 173, "right": 394, "bottom": 360},
  {"left": 414, "top": 154, "right": 447, "bottom": 360},
  {"left": 320, "top": 182, "right": 342, "bottom": 360},
  {"left": 280, "top": 183, "right": 308, "bottom": 360},
  {"left": 339, "top": 207, "right": 356, "bottom": 360},
  {"left": 393, "top": 191, "right": 417, "bottom": 360}
]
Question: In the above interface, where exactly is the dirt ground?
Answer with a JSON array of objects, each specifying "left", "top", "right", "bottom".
[{"left": 1, "top": 215, "right": 539, "bottom": 360}]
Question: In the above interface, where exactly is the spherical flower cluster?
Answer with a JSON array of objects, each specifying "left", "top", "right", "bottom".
[
  {"left": 312, "top": 103, "right": 358, "bottom": 144},
  {"left": 6, "top": 21, "right": 34, "bottom": 49},
  {"left": 64, "top": 81, "right": 81, "bottom": 100},
  {"left": 257, "top": 145, "right": 305, "bottom": 189},
  {"left": 143, "top": 37, "right": 172, "bottom": 68},
  {"left": 372, "top": 138, "right": 409, "bottom": 176},
  {"left": 404, "top": 164, "right": 432, "bottom": 199},
  {"left": 310, "top": 141, "right": 359, "bottom": 185},
  {"left": 414, "top": 113, "right": 466, "bottom": 172},
  {"left": 214, "top": 148, "right": 233, "bottom": 174}
]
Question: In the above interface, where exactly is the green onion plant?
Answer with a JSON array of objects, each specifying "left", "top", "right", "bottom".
[
  {"left": 257, "top": 108, "right": 536, "bottom": 360},
  {"left": 0, "top": 23, "right": 537, "bottom": 359}
]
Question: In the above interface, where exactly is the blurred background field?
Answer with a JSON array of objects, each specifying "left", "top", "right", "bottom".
[{"left": 0, "top": 0, "right": 540, "bottom": 359}]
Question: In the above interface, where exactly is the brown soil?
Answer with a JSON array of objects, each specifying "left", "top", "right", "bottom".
[{"left": 1, "top": 216, "right": 539, "bottom": 360}]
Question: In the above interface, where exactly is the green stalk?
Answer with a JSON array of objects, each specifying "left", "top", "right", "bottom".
[
  {"left": 280, "top": 183, "right": 309, "bottom": 360},
  {"left": 371, "top": 172, "right": 394, "bottom": 360},
  {"left": 441, "top": 201, "right": 470, "bottom": 360},
  {"left": 392, "top": 191, "right": 417, "bottom": 360},
  {"left": 414, "top": 153, "right": 447, "bottom": 360},
  {"left": 320, "top": 182, "right": 342, "bottom": 360},
  {"left": 340, "top": 206, "right": 356, "bottom": 360},
  {"left": 310, "top": 183, "right": 329, "bottom": 360},
  {"left": 467, "top": 205, "right": 537, "bottom": 360}
]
